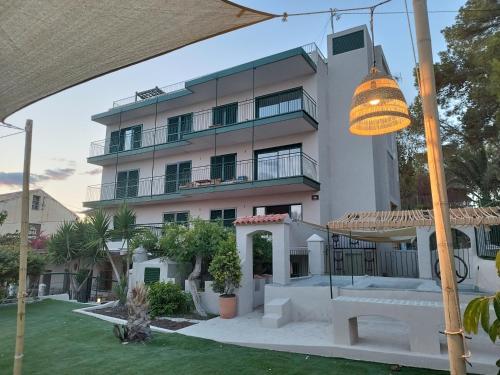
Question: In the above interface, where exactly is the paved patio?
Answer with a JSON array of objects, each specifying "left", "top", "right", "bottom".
[{"left": 179, "top": 309, "right": 498, "bottom": 374}]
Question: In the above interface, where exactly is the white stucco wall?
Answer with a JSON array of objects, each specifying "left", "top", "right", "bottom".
[{"left": 0, "top": 189, "right": 78, "bottom": 236}]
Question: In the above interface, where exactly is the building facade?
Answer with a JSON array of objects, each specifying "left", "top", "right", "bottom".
[
  {"left": 84, "top": 26, "right": 401, "bottom": 226},
  {"left": 0, "top": 189, "right": 78, "bottom": 238}
]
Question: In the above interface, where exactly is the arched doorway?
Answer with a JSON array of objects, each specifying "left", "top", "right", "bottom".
[{"left": 429, "top": 228, "right": 471, "bottom": 282}]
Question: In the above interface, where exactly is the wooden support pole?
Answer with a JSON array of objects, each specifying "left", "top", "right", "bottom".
[
  {"left": 13, "top": 119, "right": 33, "bottom": 375},
  {"left": 412, "top": 1, "right": 466, "bottom": 374}
]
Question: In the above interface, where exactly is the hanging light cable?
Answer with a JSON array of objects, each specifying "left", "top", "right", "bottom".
[{"left": 348, "top": 4, "right": 411, "bottom": 136}]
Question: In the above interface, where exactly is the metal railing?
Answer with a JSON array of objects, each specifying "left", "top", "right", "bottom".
[
  {"left": 290, "top": 247, "right": 310, "bottom": 278},
  {"left": 110, "top": 43, "right": 323, "bottom": 109},
  {"left": 89, "top": 88, "right": 317, "bottom": 157},
  {"left": 476, "top": 225, "right": 500, "bottom": 259},
  {"left": 86, "top": 152, "right": 318, "bottom": 202}
]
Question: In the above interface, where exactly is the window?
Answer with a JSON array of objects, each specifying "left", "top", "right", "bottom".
[
  {"left": 31, "top": 195, "right": 41, "bottom": 210},
  {"left": 165, "top": 161, "right": 191, "bottom": 193},
  {"left": 116, "top": 169, "right": 139, "bottom": 198},
  {"left": 255, "top": 145, "right": 301, "bottom": 180},
  {"left": 144, "top": 267, "right": 160, "bottom": 285},
  {"left": 255, "top": 88, "right": 302, "bottom": 118},
  {"left": 167, "top": 113, "right": 193, "bottom": 142},
  {"left": 28, "top": 223, "right": 41, "bottom": 239},
  {"left": 212, "top": 102, "right": 237, "bottom": 126},
  {"left": 109, "top": 125, "right": 142, "bottom": 153},
  {"left": 111, "top": 214, "right": 136, "bottom": 241},
  {"left": 210, "top": 153, "right": 236, "bottom": 182},
  {"left": 210, "top": 208, "right": 236, "bottom": 227},
  {"left": 253, "top": 204, "right": 302, "bottom": 220},
  {"left": 163, "top": 211, "right": 189, "bottom": 224}
]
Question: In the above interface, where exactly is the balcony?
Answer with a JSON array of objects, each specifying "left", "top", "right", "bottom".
[
  {"left": 88, "top": 88, "right": 318, "bottom": 165},
  {"left": 84, "top": 152, "right": 319, "bottom": 208}
]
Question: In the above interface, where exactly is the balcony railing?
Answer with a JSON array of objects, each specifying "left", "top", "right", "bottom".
[
  {"left": 85, "top": 152, "right": 318, "bottom": 202},
  {"left": 89, "top": 88, "right": 317, "bottom": 158}
]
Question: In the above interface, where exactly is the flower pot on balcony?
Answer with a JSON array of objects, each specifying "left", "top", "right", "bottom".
[{"left": 219, "top": 294, "right": 237, "bottom": 319}]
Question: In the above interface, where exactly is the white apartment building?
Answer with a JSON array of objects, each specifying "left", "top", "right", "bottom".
[
  {"left": 0, "top": 189, "right": 78, "bottom": 238},
  {"left": 84, "top": 26, "right": 401, "bottom": 227}
]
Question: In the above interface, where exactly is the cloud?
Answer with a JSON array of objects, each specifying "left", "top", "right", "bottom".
[
  {"left": 81, "top": 168, "right": 101, "bottom": 176},
  {"left": 0, "top": 168, "right": 76, "bottom": 187},
  {"left": 51, "top": 157, "right": 76, "bottom": 167}
]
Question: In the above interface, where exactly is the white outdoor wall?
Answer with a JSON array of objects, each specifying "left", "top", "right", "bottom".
[{"left": 0, "top": 189, "right": 78, "bottom": 236}]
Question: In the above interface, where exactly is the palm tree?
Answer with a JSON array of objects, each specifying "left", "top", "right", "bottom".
[
  {"left": 86, "top": 209, "right": 122, "bottom": 285},
  {"left": 111, "top": 203, "right": 138, "bottom": 277}
]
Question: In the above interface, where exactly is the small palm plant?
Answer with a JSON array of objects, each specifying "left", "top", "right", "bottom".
[{"left": 114, "top": 283, "right": 152, "bottom": 342}]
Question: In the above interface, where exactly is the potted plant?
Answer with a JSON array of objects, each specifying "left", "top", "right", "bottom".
[{"left": 209, "top": 233, "right": 242, "bottom": 319}]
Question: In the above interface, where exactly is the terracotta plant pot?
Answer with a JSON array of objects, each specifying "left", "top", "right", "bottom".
[{"left": 219, "top": 294, "right": 237, "bottom": 319}]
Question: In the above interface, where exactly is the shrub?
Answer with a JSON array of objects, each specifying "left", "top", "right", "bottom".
[
  {"left": 147, "top": 281, "right": 192, "bottom": 318},
  {"left": 209, "top": 233, "right": 241, "bottom": 296}
]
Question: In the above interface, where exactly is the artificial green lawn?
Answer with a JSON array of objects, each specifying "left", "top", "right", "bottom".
[{"left": 0, "top": 300, "right": 445, "bottom": 375}]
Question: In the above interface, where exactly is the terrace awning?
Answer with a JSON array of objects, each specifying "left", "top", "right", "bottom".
[
  {"left": 0, "top": 0, "right": 274, "bottom": 121},
  {"left": 328, "top": 207, "right": 500, "bottom": 231}
]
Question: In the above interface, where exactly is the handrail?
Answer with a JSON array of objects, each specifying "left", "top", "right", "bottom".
[
  {"left": 86, "top": 152, "right": 318, "bottom": 202},
  {"left": 89, "top": 88, "right": 317, "bottom": 157}
]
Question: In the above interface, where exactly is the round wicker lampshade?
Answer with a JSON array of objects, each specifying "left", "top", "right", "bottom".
[{"left": 349, "top": 68, "right": 411, "bottom": 136}]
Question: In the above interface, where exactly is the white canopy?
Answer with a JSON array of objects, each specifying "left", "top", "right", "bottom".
[{"left": 0, "top": 0, "right": 273, "bottom": 121}]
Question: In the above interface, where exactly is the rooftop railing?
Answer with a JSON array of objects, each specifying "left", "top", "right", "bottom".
[
  {"left": 85, "top": 152, "right": 318, "bottom": 203},
  {"left": 110, "top": 43, "right": 324, "bottom": 109},
  {"left": 89, "top": 88, "right": 317, "bottom": 158}
]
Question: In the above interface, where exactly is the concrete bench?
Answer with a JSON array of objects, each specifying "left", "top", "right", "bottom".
[{"left": 332, "top": 296, "right": 444, "bottom": 355}]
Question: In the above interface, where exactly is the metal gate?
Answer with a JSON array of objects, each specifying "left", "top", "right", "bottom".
[{"left": 476, "top": 225, "right": 500, "bottom": 259}]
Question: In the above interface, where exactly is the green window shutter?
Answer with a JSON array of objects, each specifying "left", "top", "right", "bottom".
[
  {"left": 163, "top": 213, "right": 175, "bottom": 223},
  {"left": 332, "top": 30, "right": 365, "bottom": 55},
  {"left": 144, "top": 267, "right": 160, "bottom": 285},
  {"left": 210, "top": 209, "right": 222, "bottom": 221},
  {"left": 109, "top": 131, "right": 120, "bottom": 153},
  {"left": 165, "top": 164, "right": 178, "bottom": 193},
  {"left": 176, "top": 212, "right": 189, "bottom": 224},
  {"left": 223, "top": 209, "right": 236, "bottom": 227},
  {"left": 127, "top": 170, "right": 139, "bottom": 197},
  {"left": 132, "top": 125, "right": 142, "bottom": 149},
  {"left": 181, "top": 114, "right": 193, "bottom": 134},
  {"left": 167, "top": 117, "right": 179, "bottom": 142},
  {"left": 210, "top": 156, "right": 223, "bottom": 180},
  {"left": 116, "top": 171, "right": 128, "bottom": 199}
]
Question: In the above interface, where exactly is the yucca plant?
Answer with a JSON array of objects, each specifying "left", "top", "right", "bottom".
[{"left": 126, "top": 283, "right": 152, "bottom": 342}]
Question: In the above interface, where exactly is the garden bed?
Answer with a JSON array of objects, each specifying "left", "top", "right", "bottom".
[{"left": 92, "top": 305, "right": 197, "bottom": 331}]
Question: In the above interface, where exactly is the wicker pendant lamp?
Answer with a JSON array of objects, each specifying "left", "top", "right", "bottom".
[{"left": 348, "top": 5, "right": 410, "bottom": 136}]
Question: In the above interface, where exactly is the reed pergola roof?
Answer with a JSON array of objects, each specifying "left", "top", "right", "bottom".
[
  {"left": 328, "top": 207, "right": 500, "bottom": 230},
  {"left": 0, "top": 0, "right": 273, "bottom": 121}
]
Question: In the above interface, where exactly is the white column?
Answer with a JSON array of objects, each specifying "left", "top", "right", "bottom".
[
  {"left": 272, "top": 223, "right": 290, "bottom": 285},
  {"left": 236, "top": 226, "right": 254, "bottom": 316},
  {"left": 307, "top": 234, "right": 325, "bottom": 275},
  {"left": 416, "top": 227, "right": 433, "bottom": 279}
]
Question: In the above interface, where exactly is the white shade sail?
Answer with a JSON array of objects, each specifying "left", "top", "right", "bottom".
[{"left": 0, "top": 0, "right": 274, "bottom": 121}]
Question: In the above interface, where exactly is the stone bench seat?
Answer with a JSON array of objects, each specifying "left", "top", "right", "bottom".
[{"left": 332, "top": 296, "right": 445, "bottom": 355}]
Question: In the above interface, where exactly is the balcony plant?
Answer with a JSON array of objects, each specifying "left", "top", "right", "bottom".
[{"left": 208, "top": 233, "right": 241, "bottom": 319}]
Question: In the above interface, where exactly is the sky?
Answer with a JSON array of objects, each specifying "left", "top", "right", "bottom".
[{"left": 0, "top": 0, "right": 466, "bottom": 214}]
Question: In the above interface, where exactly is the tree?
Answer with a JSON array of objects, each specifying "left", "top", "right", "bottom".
[
  {"left": 463, "top": 252, "right": 500, "bottom": 344},
  {"left": 86, "top": 209, "right": 123, "bottom": 284},
  {"left": 0, "top": 210, "right": 7, "bottom": 227},
  {"left": 209, "top": 232, "right": 241, "bottom": 296},
  {"left": 398, "top": 0, "right": 500, "bottom": 207},
  {"left": 111, "top": 203, "right": 138, "bottom": 279},
  {"left": 47, "top": 221, "right": 103, "bottom": 297},
  {"left": 159, "top": 218, "right": 229, "bottom": 316}
]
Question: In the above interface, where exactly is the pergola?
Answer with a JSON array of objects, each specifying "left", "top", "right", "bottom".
[{"left": 328, "top": 207, "right": 500, "bottom": 231}]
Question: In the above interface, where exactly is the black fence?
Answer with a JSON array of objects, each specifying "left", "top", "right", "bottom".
[
  {"left": 476, "top": 225, "right": 500, "bottom": 259},
  {"left": 290, "top": 248, "right": 309, "bottom": 278},
  {"left": 326, "top": 234, "right": 419, "bottom": 278},
  {"left": 32, "top": 272, "right": 117, "bottom": 302}
]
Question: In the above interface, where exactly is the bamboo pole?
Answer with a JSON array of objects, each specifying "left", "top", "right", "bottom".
[
  {"left": 412, "top": 1, "right": 466, "bottom": 374},
  {"left": 13, "top": 119, "right": 33, "bottom": 375}
]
